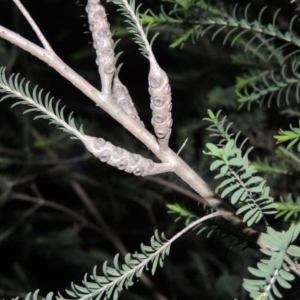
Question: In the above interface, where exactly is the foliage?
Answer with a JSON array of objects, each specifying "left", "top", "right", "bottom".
[
  {"left": 1, "top": 0, "right": 300, "bottom": 300},
  {"left": 0, "top": 68, "right": 84, "bottom": 139},
  {"left": 204, "top": 110, "right": 277, "bottom": 226},
  {"left": 167, "top": 202, "right": 256, "bottom": 248},
  {"left": 7, "top": 212, "right": 219, "bottom": 300},
  {"left": 142, "top": 0, "right": 300, "bottom": 108},
  {"left": 63, "top": 231, "right": 171, "bottom": 300},
  {"left": 275, "top": 120, "right": 300, "bottom": 151},
  {"left": 276, "top": 194, "right": 300, "bottom": 222},
  {"left": 107, "top": 0, "right": 158, "bottom": 58},
  {"left": 243, "top": 224, "right": 300, "bottom": 300}
]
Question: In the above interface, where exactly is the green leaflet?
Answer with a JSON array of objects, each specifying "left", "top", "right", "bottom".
[
  {"left": 142, "top": 2, "right": 300, "bottom": 109},
  {"left": 275, "top": 194, "right": 300, "bottom": 222},
  {"left": 0, "top": 67, "right": 84, "bottom": 139},
  {"left": 204, "top": 110, "right": 277, "bottom": 227},
  {"left": 5, "top": 212, "right": 221, "bottom": 300},
  {"left": 142, "top": 2, "right": 300, "bottom": 57},
  {"left": 107, "top": 0, "right": 156, "bottom": 59},
  {"left": 237, "top": 61, "right": 300, "bottom": 108},
  {"left": 243, "top": 224, "right": 300, "bottom": 300},
  {"left": 275, "top": 121, "right": 300, "bottom": 152},
  {"left": 13, "top": 231, "right": 170, "bottom": 300},
  {"left": 286, "top": 245, "right": 300, "bottom": 257},
  {"left": 11, "top": 290, "right": 54, "bottom": 300}
]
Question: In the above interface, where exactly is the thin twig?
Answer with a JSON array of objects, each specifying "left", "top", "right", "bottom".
[
  {"left": 177, "top": 138, "right": 188, "bottom": 155},
  {"left": 12, "top": 0, "right": 53, "bottom": 51},
  {"left": 10, "top": 193, "right": 109, "bottom": 238},
  {"left": 70, "top": 180, "right": 108, "bottom": 229}
]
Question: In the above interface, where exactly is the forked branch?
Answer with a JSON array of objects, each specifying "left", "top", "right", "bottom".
[
  {"left": 12, "top": 0, "right": 53, "bottom": 51},
  {"left": 0, "top": 0, "right": 265, "bottom": 249}
]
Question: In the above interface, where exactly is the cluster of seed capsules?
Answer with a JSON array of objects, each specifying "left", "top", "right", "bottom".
[
  {"left": 86, "top": 0, "right": 116, "bottom": 93},
  {"left": 85, "top": 0, "right": 173, "bottom": 174},
  {"left": 149, "top": 64, "right": 172, "bottom": 150},
  {"left": 112, "top": 76, "right": 144, "bottom": 126},
  {"left": 82, "top": 136, "right": 171, "bottom": 176}
]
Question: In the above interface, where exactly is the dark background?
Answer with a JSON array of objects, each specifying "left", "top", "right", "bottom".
[{"left": 0, "top": 0, "right": 300, "bottom": 299}]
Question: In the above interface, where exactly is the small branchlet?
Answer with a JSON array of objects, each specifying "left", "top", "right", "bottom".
[
  {"left": 86, "top": 0, "right": 116, "bottom": 93},
  {"left": 109, "top": 0, "right": 173, "bottom": 150},
  {"left": 112, "top": 75, "right": 145, "bottom": 126},
  {"left": 149, "top": 61, "right": 173, "bottom": 151},
  {"left": 82, "top": 136, "right": 172, "bottom": 176}
]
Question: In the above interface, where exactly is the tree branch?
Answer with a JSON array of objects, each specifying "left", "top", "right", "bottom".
[{"left": 0, "top": 5, "right": 265, "bottom": 248}]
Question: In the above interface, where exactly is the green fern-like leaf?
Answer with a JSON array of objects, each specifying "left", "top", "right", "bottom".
[
  {"left": 251, "top": 158, "right": 287, "bottom": 176},
  {"left": 204, "top": 110, "right": 277, "bottom": 227},
  {"left": 140, "top": 0, "right": 221, "bottom": 49},
  {"left": 8, "top": 232, "right": 169, "bottom": 300},
  {"left": 12, "top": 290, "right": 54, "bottom": 300},
  {"left": 275, "top": 194, "right": 300, "bottom": 222},
  {"left": 167, "top": 202, "right": 255, "bottom": 248},
  {"left": 143, "top": 2, "right": 300, "bottom": 110},
  {"left": 5, "top": 212, "right": 220, "bottom": 300},
  {"left": 274, "top": 119, "right": 300, "bottom": 151},
  {"left": 243, "top": 224, "right": 300, "bottom": 300},
  {"left": 166, "top": 202, "right": 196, "bottom": 223},
  {"left": 232, "top": 36, "right": 284, "bottom": 68},
  {"left": 237, "top": 60, "right": 300, "bottom": 108},
  {"left": 197, "top": 4, "right": 300, "bottom": 64},
  {"left": 63, "top": 230, "right": 170, "bottom": 300},
  {"left": 143, "top": 2, "right": 300, "bottom": 57},
  {"left": 235, "top": 69, "right": 273, "bottom": 93},
  {"left": 108, "top": 0, "right": 156, "bottom": 58},
  {"left": 167, "top": 202, "right": 214, "bottom": 236},
  {"left": 0, "top": 67, "right": 84, "bottom": 139}
]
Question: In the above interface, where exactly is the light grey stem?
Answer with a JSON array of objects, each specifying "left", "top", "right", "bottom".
[
  {"left": 13, "top": 0, "right": 53, "bottom": 51},
  {"left": 0, "top": 21, "right": 265, "bottom": 248}
]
